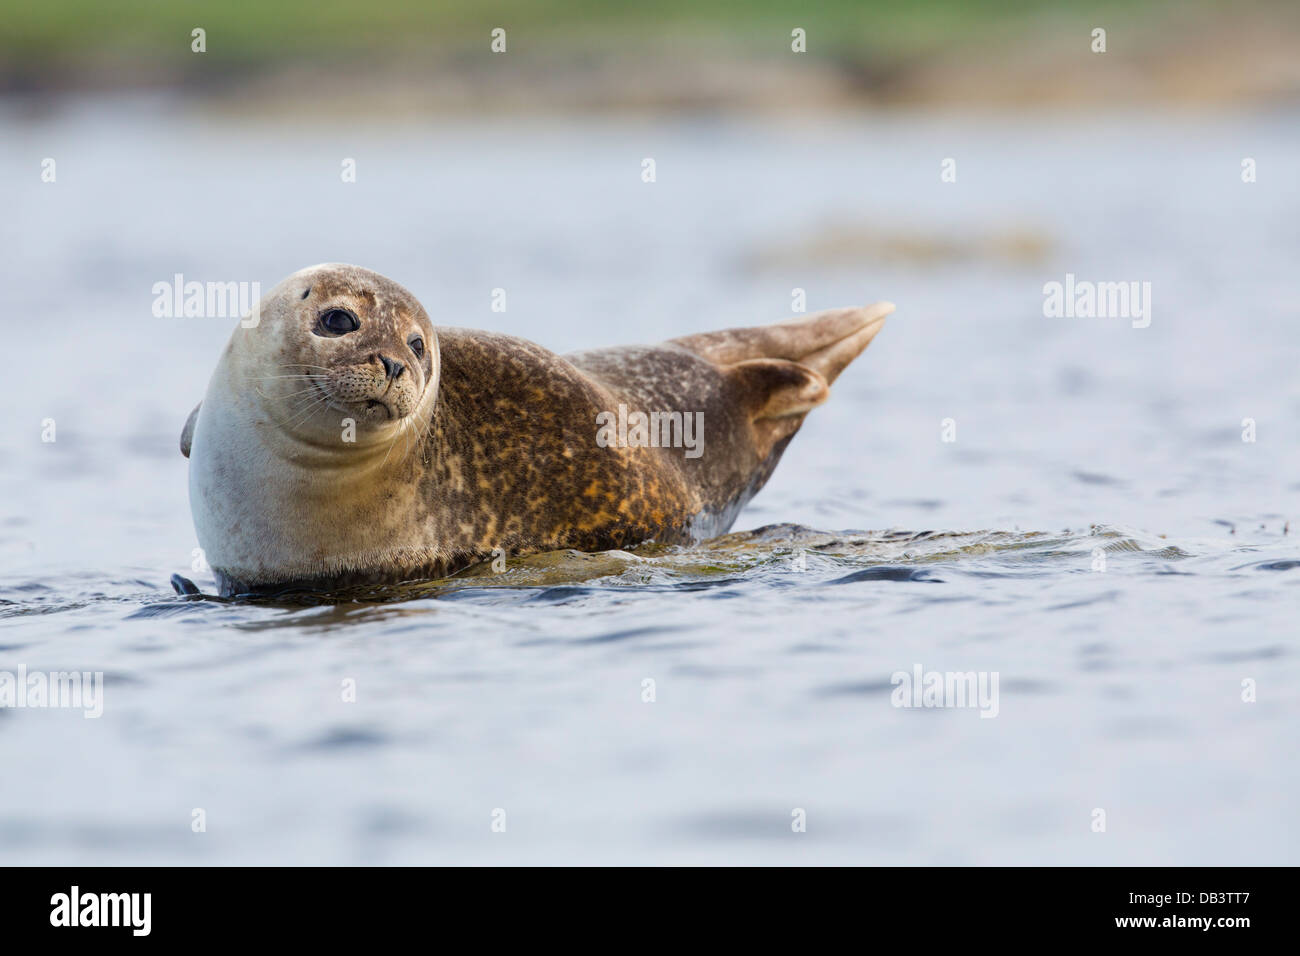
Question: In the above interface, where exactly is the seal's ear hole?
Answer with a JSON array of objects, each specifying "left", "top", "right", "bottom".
[
  {"left": 300, "top": 287, "right": 311, "bottom": 300},
  {"left": 314, "top": 308, "right": 361, "bottom": 336}
]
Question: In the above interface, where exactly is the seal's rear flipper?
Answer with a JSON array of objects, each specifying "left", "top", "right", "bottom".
[
  {"left": 727, "top": 359, "right": 828, "bottom": 418},
  {"left": 673, "top": 303, "right": 892, "bottom": 460},
  {"left": 671, "top": 302, "right": 893, "bottom": 387},
  {"left": 725, "top": 359, "right": 829, "bottom": 460},
  {"left": 180, "top": 402, "right": 201, "bottom": 458}
]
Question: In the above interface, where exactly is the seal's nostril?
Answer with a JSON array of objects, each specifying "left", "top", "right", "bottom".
[{"left": 378, "top": 354, "right": 404, "bottom": 381}]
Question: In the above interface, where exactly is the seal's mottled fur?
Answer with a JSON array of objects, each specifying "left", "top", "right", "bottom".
[{"left": 183, "top": 264, "right": 891, "bottom": 596}]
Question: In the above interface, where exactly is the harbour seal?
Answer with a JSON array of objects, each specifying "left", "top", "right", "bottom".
[{"left": 181, "top": 264, "right": 892, "bottom": 596}]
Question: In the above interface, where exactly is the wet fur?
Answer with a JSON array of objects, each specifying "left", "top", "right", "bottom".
[{"left": 184, "top": 265, "right": 891, "bottom": 596}]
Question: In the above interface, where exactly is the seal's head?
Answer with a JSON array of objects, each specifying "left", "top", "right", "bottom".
[{"left": 240, "top": 263, "right": 439, "bottom": 445}]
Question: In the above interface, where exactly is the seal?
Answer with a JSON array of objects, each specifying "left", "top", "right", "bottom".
[{"left": 181, "top": 263, "right": 892, "bottom": 596}]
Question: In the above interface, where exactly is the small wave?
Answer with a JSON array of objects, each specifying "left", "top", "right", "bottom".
[
  {"left": 0, "top": 523, "right": 1250, "bottom": 614},
  {"left": 828, "top": 566, "right": 944, "bottom": 584},
  {"left": 1247, "top": 559, "right": 1300, "bottom": 572}
]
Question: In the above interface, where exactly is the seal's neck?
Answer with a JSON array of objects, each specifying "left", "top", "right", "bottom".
[{"left": 188, "top": 353, "right": 442, "bottom": 586}]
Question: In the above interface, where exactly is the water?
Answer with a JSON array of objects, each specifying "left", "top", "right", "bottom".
[{"left": 1, "top": 98, "right": 1297, "bottom": 864}]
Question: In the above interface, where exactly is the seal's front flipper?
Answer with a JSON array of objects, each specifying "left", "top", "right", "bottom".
[
  {"left": 170, "top": 573, "right": 201, "bottom": 596},
  {"left": 725, "top": 358, "right": 829, "bottom": 461},
  {"left": 180, "top": 402, "right": 201, "bottom": 458}
]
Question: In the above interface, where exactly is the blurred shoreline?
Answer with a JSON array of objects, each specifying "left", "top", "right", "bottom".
[{"left": 4, "top": 1, "right": 1298, "bottom": 114}]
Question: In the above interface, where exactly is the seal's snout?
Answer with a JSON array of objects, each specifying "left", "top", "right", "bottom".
[{"left": 377, "top": 354, "right": 405, "bottom": 381}]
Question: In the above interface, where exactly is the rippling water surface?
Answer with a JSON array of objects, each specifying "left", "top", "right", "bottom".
[{"left": 1, "top": 100, "right": 1297, "bottom": 864}]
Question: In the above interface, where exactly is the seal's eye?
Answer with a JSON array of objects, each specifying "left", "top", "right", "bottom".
[
  {"left": 316, "top": 308, "right": 360, "bottom": 336},
  {"left": 409, "top": 336, "right": 425, "bottom": 359}
]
